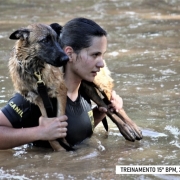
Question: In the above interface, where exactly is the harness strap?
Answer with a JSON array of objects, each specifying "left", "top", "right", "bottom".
[
  {"left": 35, "top": 72, "right": 74, "bottom": 151},
  {"left": 37, "top": 82, "right": 54, "bottom": 117}
]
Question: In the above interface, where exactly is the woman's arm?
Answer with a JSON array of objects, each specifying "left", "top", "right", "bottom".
[{"left": 0, "top": 110, "right": 68, "bottom": 150}]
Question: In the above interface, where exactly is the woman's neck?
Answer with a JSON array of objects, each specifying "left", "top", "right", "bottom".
[{"left": 64, "top": 67, "right": 81, "bottom": 102}]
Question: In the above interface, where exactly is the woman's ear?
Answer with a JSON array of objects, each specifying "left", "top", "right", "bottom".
[{"left": 63, "top": 46, "right": 74, "bottom": 61}]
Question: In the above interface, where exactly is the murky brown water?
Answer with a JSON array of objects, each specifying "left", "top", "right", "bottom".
[{"left": 0, "top": 0, "right": 180, "bottom": 179}]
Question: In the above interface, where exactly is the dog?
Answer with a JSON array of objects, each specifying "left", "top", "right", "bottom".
[
  {"left": 8, "top": 23, "right": 71, "bottom": 151},
  {"left": 50, "top": 23, "right": 143, "bottom": 142}
]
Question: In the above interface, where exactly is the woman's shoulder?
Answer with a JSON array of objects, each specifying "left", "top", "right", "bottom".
[
  {"left": 1, "top": 93, "right": 31, "bottom": 128},
  {"left": 9, "top": 93, "right": 30, "bottom": 103}
]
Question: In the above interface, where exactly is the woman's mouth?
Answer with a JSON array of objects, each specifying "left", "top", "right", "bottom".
[{"left": 91, "top": 71, "right": 97, "bottom": 76}]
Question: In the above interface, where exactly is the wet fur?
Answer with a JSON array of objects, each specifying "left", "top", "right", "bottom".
[
  {"left": 94, "top": 61, "right": 114, "bottom": 99},
  {"left": 9, "top": 23, "right": 68, "bottom": 151}
]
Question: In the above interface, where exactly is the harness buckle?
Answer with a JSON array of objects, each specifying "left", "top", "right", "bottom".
[{"left": 34, "top": 71, "right": 45, "bottom": 85}]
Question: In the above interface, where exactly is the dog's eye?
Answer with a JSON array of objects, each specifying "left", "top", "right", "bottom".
[
  {"left": 39, "top": 35, "right": 52, "bottom": 44},
  {"left": 40, "top": 38, "right": 49, "bottom": 43}
]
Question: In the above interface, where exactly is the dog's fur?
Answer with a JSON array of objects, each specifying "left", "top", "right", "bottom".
[
  {"left": 9, "top": 23, "right": 69, "bottom": 151},
  {"left": 94, "top": 60, "right": 114, "bottom": 99}
]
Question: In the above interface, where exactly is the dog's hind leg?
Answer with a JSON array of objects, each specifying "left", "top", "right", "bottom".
[
  {"left": 36, "top": 98, "right": 63, "bottom": 151},
  {"left": 56, "top": 95, "right": 67, "bottom": 117},
  {"left": 115, "top": 109, "right": 142, "bottom": 140},
  {"left": 81, "top": 81, "right": 139, "bottom": 141},
  {"left": 56, "top": 94, "right": 74, "bottom": 150},
  {"left": 100, "top": 89, "right": 143, "bottom": 140},
  {"left": 105, "top": 110, "right": 138, "bottom": 142}
]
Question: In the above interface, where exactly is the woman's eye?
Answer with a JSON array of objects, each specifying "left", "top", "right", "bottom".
[{"left": 92, "top": 53, "right": 98, "bottom": 58}]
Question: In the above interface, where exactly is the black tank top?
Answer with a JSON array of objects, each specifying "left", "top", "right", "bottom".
[
  {"left": 1, "top": 91, "right": 94, "bottom": 147},
  {"left": 65, "top": 93, "right": 93, "bottom": 145}
]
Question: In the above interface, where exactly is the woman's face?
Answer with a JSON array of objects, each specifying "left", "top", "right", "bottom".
[{"left": 71, "top": 35, "right": 107, "bottom": 82}]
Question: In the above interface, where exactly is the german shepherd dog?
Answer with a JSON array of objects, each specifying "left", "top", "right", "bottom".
[
  {"left": 51, "top": 23, "right": 143, "bottom": 142},
  {"left": 9, "top": 23, "right": 71, "bottom": 151}
]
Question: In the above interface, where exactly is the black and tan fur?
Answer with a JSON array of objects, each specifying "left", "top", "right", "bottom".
[{"left": 9, "top": 23, "right": 69, "bottom": 151}]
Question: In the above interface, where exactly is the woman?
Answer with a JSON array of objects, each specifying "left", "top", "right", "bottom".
[{"left": 0, "top": 17, "right": 123, "bottom": 150}]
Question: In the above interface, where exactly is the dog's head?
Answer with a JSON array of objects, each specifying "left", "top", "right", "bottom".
[{"left": 9, "top": 23, "right": 69, "bottom": 67}]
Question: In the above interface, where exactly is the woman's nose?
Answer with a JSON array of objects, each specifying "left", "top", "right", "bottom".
[{"left": 96, "top": 57, "right": 104, "bottom": 68}]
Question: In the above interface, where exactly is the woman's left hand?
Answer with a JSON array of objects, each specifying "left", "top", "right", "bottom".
[{"left": 109, "top": 90, "right": 123, "bottom": 112}]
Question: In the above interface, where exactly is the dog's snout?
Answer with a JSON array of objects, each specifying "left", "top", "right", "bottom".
[{"left": 54, "top": 53, "right": 69, "bottom": 67}]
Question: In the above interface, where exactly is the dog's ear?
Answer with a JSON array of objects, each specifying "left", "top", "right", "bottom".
[
  {"left": 9, "top": 29, "right": 30, "bottom": 40},
  {"left": 50, "top": 23, "right": 62, "bottom": 37}
]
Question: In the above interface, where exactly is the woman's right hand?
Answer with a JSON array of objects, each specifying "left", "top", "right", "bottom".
[{"left": 38, "top": 115, "right": 68, "bottom": 141}]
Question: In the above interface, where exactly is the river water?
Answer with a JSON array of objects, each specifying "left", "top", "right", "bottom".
[{"left": 0, "top": 0, "right": 180, "bottom": 179}]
